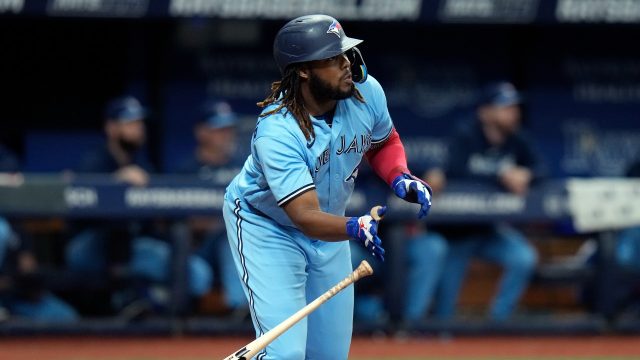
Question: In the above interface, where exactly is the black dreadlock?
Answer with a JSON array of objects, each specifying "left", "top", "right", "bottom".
[{"left": 257, "top": 65, "right": 365, "bottom": 141}]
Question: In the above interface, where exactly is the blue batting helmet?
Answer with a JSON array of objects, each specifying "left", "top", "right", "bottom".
[{"left": 273, "top": 14, "right": 368, "bottom": 83}]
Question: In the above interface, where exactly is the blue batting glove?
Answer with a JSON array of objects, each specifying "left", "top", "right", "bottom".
[
  {"left": 392, "top": 173, "right": 432, "bottom": 219},
  {"left": 346, "top": 206, "right": 387, "bottom": 261}
]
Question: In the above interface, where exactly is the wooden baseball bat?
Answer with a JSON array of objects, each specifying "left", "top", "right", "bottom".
[{"left": 223, "top": 260, "right": 374, "bottom": 360}]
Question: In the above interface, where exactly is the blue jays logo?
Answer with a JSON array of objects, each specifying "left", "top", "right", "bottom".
[{"left": 326, "top": 20, "right": 342, "bottom": 38}]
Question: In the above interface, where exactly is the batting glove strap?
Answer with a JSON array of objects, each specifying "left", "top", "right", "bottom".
[
  {"left": 392, "top": 173, "right": 433, "bottom": 219},
  {"left": 346, "top": 215, "right": 385, "bottom": 262}
]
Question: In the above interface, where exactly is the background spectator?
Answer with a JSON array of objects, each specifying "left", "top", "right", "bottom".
[
  {"left": 0, "top": 219, "right": 78, "bottom": 322},
  {"left": 428, "top": 82, "right": 544, "bottom": 321},
  {"left": 0, "top": 143, "right": 77, "bottom": 322},
  {"left": 178, "top": 100, "right": 248, "bottom": 317},
  {"left": 65, "top": 96, "right": 212, "bottom": 317}
]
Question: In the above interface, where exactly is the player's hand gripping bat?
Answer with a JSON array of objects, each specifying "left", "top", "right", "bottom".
[{"left": 346, "top": 205, "right": 387, "bottom": 261}]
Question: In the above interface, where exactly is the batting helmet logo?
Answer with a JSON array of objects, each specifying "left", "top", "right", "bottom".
[{"left": 326, "top": 20, "right": 342, "bottom": 38}]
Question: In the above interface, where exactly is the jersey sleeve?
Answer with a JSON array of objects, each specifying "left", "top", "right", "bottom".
[
  {"left": 362, "top": 76, "right": 394, "bottom": 146},
  {"left": 254, "top": 135, "right": 315, "bottom": 207}
]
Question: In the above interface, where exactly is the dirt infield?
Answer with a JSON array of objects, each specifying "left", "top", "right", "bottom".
[{"left": 1, "top": 336, "right": 640, "bottom": 359}]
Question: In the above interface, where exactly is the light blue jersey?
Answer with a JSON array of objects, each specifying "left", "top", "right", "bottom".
[
  {"left": 226, "top": 75, "right": 393, "bottom": 226},
  {"left": 223, "top": 75, "right": 394, "bottom": 360}
]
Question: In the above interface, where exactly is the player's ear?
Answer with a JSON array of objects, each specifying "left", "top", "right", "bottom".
[{"left": 298, "top": 65, "right": 310, "bottom": 80}]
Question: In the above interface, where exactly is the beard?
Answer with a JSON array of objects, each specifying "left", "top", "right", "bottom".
[
  {"left": 118, "top": 138, "right": 143, "bottom": 154},
  {"left": 309, "top": 72, "right": 354, "bottom": 101}
]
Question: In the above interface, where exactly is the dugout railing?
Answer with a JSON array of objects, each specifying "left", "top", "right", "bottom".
[{"left": 0, "top": 174, "right": 638, "bottom": 335}]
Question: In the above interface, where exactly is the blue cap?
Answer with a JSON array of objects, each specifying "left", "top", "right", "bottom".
[
  {"left": 104, "top": 96, "right": 146, "bottom": 122},
  {"left": 480, "top": 82, "right": 522, "bottom": 107},
  {"left": 201, "top": 101, "right": 237, "bottom": 129}
]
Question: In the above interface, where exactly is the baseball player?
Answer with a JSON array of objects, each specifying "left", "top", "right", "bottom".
[{"left": 223, "top": 14, "right": 432, "bottom": 359}]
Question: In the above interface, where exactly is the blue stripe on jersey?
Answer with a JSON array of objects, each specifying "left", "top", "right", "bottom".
[
  {"left": 276, "top": 182, "right": 316, "bottom": 207},
  {"left": 233, "top": 199, "right": 266, "bottom": 337}
]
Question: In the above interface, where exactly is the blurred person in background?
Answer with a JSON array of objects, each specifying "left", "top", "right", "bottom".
[
  {"left": 0, "top": 219, "right": 79, "bottom": 322},
  {"left": 0, "top": 143, "right": 77, "bottom": 322},
  {"left": 349, "top": 215, "right": 448, "bottom": 328},
  {"left": 179, "top": 100, "right": 244, "bottom": 184},
  {"left": 76, "top": 96, "right": 153, "bottom": 185},
  {"left": 579, "top": 157, "right": 640, "bottom": 318},
  {"left": 65, "top": 96, "right": 212, "bottom": 317},
  {"left": 610, "top": 157, "right": 640, "bottom": 316},
  {"left": 424, "top": 82, "right": 545, "bottom": 321},
  {"left": 612, "top": 158, "right": 640, "bottom": 316},
  {"left": 177, "top": 100, "right": 248, "bottom": 318},
  {"left": 615, "top": 158, "right": 640, "bottom": 274},
  {"left": 398, "top": 219, "right": 449, "bottom": 326}
]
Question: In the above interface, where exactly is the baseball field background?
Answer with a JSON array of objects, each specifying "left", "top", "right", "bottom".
[{"left": 3, "top": 2, "right": 640, "bottom": 360}]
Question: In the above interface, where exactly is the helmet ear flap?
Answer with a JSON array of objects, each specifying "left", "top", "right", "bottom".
[{"left": 349, "top": 47, "right": 368, "bottom": 84}]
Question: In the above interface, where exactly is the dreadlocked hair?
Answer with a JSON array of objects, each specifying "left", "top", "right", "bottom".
[{"left": 257, "top": 64, "right": 366, "bottom": 141}]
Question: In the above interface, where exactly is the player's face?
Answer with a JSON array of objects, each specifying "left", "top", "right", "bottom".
[
  {"left": 203, "top": 126, "right": 236, "bottom": 155},
  {"left": 493, "top": 105, "right": 521, "bottom": 134},
  {"left": 481, "top": 104, "right": 521, "bottom": 135},
  {"left": 116, "top": 120, "right": 146, "bottom": 150},
  {"left": 307, "top": 53, "right": 354, "bottom": 100}
]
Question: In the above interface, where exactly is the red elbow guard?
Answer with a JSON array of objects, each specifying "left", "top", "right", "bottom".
[{"left": 365, "top": 128, "right": 410, "bottom": 186}]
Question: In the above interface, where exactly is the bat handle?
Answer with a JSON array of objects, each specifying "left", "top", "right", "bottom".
[{"left": 370, "top": 205, "right": 384, "bottom": 221}]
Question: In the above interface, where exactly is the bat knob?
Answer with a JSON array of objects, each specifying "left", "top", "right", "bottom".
[
  {"left": 358, "top": 260, "right": 374, "bottom": 276},
  {"left": 370, "top": 205, "right": 386, "bottom": 221}
]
